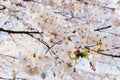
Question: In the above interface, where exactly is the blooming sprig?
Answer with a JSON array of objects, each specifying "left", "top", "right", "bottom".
[
  {"left": 72, "top": 47, "right": 89, "bottom": 61},
  {"left": 70, "top": 47, "right": 96, "bottom": 71}
]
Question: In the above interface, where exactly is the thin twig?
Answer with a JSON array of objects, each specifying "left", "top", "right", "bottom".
[
  {"left": 27, "top": 34, "right": 56, "bottom": 55},
  {"left": 0, "top": 53, "right": 18, "bottom": 59},
  {"left": 94, "top": 25, "right": 112, "bottom": 31},
  {"left": 0, "top": 77, "right": 27, "bottom": 80},
  {"left": 97, "top": 52, "right": 120, "bottom": 57},
  {"left": 102, "top": 6, "right": 115, "bottom": 10},
  {"left": 50, "top": 40, "right": 62, "bottom": 48},
  {"left": 90, "top": 49, "right": 120, "bottom": 58}
]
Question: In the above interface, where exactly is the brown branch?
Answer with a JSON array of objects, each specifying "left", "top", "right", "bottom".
[
  {"left": 27, "top": 33, "right": 49, "bottom": 47},
  {"left": 0, "top": 28, "right": 43, "bottom": 34},
  {"left": 0, "top": 28, "right": 57, "bottom": 55},
  {"left": 84, "top": 45, "right": 120, "bottom": 58},
  {"left": 45, "top": 40, "right": 62, "bottom": 54},
  {"left": 96, "top": 47, "right": 120, "bottom": 52},
  {"left": 27, "top": 34, "right": 57, "bottom": 55},
  {"left": 90, "top": 49, "right": 120, "bottom": 58},
  {"left": 97, "top": 52, "right": 120, "bottom": 57},
  {"left": 15, "top": 3, "right": 26, "bottom": 8},
  {"left": 0, "top": 53, "right": 18, "bottom": 59},
  {"left": 54, "top": 11, "right": 82, "bottom": 20},
  {"left": 94, "top": 25, "right": 112, "bottom": 31},
  {"left": 0, "top": 77, "right": 27, "bottom": 80},
  {"left": 102, "top": 6, "right": 115, "bottom": 11},
  {"left": 50, "top": 40, "right": 62, "bottom": 48}
]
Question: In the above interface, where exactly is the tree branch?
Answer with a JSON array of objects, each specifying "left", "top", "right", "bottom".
[
  {"left": 0, "top": 53, "right": 18, "bottom": 59},
  {"left": 97, "top": 52, "right": 120, "bottom": 57},
  {"left": 0, "top": 28, "right": 57, "bottom": 55},
  {"left": 0, "top": 28, "right": 43, "bottom": 34},
  {"left": 94, "top": 25, "right": 112, "bottom": 31},
  {"left": 102, "top": 6, "right": 115, "bottom": 11},
  {"left": 84, "top": 45, "right": 120, "bottom": 58},
  {"left": 90, "top": 49, "right": 120, "bottom": 58},
  {"left": 27, "top": 34, "right": 57, "bottom": 55},
  {"left": 0, "top": 77, "right": 27, "bottom": 80}
]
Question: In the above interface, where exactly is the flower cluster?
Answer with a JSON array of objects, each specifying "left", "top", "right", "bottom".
[{"left": 20, "top": 53, "right": 53, "bottom": 76}]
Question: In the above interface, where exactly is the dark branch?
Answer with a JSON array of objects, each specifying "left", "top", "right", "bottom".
[
  {"left": 45, "top": 40, "right": 62, "bottom": 54},
  {"left": 0, "top": 28, "right": 57, "bottom": 55},
  {"left": 0, "top": 53, "right": 18, "bottom": 59},
  {"left": 54, "top": 11, "right": 82, "bottom": 20},
  {"left": 27, "top": 33, "right": 48, "bottom": 47},
  {"left": 96, "top": 47, "right": 120, "bottom": 52},
  {"left": 90, "top": 49, "right": 120, "bottom": 58},
  {"left": 102, "top": 6, "right": 115, "bottom": 11},
  {"left": 94, "top": 25, "right": 112, "bottom": 31},
  {"left": 50, "top": 40, "right": 62, "bottom": 48},
  {"left": 97, "top": 52, "right": 120, "bottom": 58},
  {"left": 15, "top": 3, "right": 26, "bottom": 8},
  {"left": 0, "top": 77, "right": 27, "bottom": 80},
  {"left": 27, "top": 34, "right": 56, "bottom": 55},
  {"left": 0, "top": 28, "right": 43, "bottom": 34}
]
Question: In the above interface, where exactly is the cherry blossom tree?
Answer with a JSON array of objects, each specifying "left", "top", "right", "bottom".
[{"left": 0, "top": 0, "right": 120, "bottom": 80}]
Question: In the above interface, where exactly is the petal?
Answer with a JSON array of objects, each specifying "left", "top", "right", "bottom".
[{"left": 90, "top": 62, "right": 96, "bottom": 71}]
